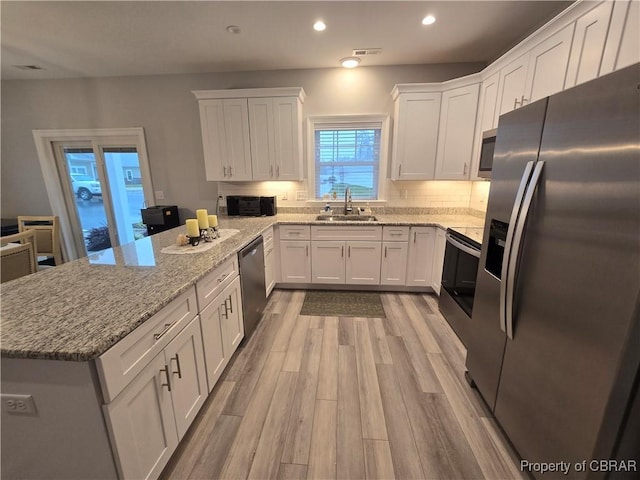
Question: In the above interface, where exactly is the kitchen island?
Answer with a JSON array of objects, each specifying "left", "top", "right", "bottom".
[{"left": 1, "top": 212, "right": 483, "bottom": 479}]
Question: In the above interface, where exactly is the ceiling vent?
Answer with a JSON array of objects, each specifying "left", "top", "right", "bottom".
[
  {"left": 353, "top": 48, "right": 382, "bottom": 57},
  {"left": 13, "top": 65, "right": 45, "bottom": 71}
]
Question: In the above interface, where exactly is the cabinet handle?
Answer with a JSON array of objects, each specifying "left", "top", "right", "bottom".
[
  {"left": 342, "top": 245, "right": 344, "bottom": 257},
  {"left": 306, "top": 245, "right": 309, "bottom": 256},
  {"left": 348, "top": 245, "right": 351, "bottom": 257},
  {"left": 154, "top": 321, "right": 177, "bottom": 341},
  {"left": 514, "top": 97, "right": 521, "bottom": 109},
  {"left": 171, "top": 354, "right": 182, "bottom": 379},
  {"left": 385, "top": 246, "right": 388, "bottom": 258},
  {"left": 229, "top": 166, "right": 233, "bottom": 177},
  {"left": 226, "top": 295, "right": 233, "bottom": 314},
  {"left": 220, "top": 302, "right": 229, "bottom": 320},
  {"left": 521, "top": 95, "right": 528, "bottom": 106},
  {"left": 222, "top": 166, "right": 227, "bottom": 177},
  {"left": 217, "top": 273, "right": 229, "bottom": 284},
  {"left": 160, "top": 366, "right": 172, "bottom": 391},
  {"left": 270, "top": 165, "right": 273, "bottom": 177},
  {"left": 414, "top": 231, "right": 417, "bottom": 243},
  {"left": 398, "top": 164, "right": 402, "bottom": 177},
  {"left": 463, "top": 163, "right": 468, "bottom": 175},
  {"left": 276, "top": 165, "right": 280, "bottom": 177}
]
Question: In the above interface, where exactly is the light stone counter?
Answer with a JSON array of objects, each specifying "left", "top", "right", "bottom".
[{"left": 0, "top": 213, "right": 484, "bottom": 361}]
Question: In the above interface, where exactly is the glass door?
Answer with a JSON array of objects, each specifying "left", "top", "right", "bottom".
[{"left": 55, "top": 140, "right": 151, "bottom": 256}]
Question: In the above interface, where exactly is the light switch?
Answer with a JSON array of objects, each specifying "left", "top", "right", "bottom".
[{"left": 155, "top": 190, "right": 165, "bottom": 200}]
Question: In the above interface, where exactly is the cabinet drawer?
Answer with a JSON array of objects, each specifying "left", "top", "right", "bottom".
[
  {"left": 96, "top": 287, "right": 198, "bottom": 403},
  {"left": 311, "top": 225, "right": 382, "bottom": 241},
  {"left": 196, "top": 256, "right": 239, "bottom": 311},
  {"left": 382, "top": 226, "right": 410, "bottom": 241},
  {"left": 262, "top": 226, "right": 274, "bottom": 247},
  {"left": 279, "top": 225, "right": 311, "bottom": 240}
]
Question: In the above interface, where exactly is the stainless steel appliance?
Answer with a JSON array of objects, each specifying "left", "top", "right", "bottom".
[
  {"left": 238, "top": 236, "right": 267, "bottom": 339},
  {"left": 226, "top": 195, "right": 277, "bottom": 216},
  {"left": 466, "top": 64, "right": 639, "bottom": 479},
  {"left": 477, "top": 128, "right": 497, "bottom": 178},
  {"left": 439, "top": 227, "right": 481, "bottom": 346}
]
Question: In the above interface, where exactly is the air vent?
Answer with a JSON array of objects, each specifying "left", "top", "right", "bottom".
[
  {"left": 353, "top": 48, "right": 382, "bottom": 56},
  {"left": 13, "top": 65, "right": 45, "bottom": 71}
]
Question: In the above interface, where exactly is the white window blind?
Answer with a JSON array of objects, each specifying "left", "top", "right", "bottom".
[{"left": 314, "top": 121, "right": 382, "bottom": 201}]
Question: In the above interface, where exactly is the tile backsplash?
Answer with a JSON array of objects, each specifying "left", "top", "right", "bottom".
[{"left": 217, "top": 179, "right": 490, "bottom": 213}]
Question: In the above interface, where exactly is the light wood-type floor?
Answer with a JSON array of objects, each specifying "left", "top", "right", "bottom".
[{"left": 161, "top": 290, "right": 524, "bottom": 480}]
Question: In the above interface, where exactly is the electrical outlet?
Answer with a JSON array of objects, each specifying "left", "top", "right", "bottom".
[
  {"left": 281, "top": 192, "right": 288, "bottom": 201},
  {"left": 1, "top": 394, "right": 37, "bottom": 415},
  {"left": 155, "top": 190, "right": 165, "bottom": 200},
  {"left": 296, "top": 190, "right": 307, "bottom": 201}
]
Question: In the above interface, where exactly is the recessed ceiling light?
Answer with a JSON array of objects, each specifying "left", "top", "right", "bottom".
[
  {"left": 340, "top": 57, "right": 361, "bottom": 68},
  {"left": 422, "top": 15, "right": 436, "bottom": 26},
  {"left": 226, "top": 25, "right": 241, "bottom": 34},
  {"left": 313, "top": 20, "right": 326, "bottom": 32}
]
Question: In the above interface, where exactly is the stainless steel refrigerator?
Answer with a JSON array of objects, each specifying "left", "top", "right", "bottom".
[{"left": 466, "top": 63, "right": 639, "bottom": 479}]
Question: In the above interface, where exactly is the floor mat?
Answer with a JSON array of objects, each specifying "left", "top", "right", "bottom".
[{"left": 300, "top": 290, "right": 386, "bottom": 318}]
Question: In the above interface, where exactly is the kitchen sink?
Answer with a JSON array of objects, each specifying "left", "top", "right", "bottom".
[{"left": 315, "top": 215, "right": 378, "bottom": 222}]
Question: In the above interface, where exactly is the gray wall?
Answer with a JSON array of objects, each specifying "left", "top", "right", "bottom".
[{"left": 1, "top": 63, "right": 483, "bottom": 218}]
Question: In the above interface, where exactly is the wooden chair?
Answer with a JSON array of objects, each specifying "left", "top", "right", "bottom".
[
  {"left": 17, "top": 215, "right": 63, "bottom": 266},
  {"left": 1, "top": 230, "right": 38, "bottom": 283}
]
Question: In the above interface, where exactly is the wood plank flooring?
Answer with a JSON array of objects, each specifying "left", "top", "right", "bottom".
[{"left": 161, "top": 290, "right": 523, "bottom": 480}]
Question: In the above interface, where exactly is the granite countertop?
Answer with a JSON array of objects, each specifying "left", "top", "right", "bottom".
[{"left": 0, "top": 213, "right": 484, "bottom": 361}]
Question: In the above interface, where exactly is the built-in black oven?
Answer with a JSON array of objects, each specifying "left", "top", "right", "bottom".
[{"left": 438, "top": 228, "right": 481, "bottom": 346}]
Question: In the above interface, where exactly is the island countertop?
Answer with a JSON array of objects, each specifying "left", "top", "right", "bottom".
[{"left": 0, "top": 213, "right": 483, "bottom": 361}]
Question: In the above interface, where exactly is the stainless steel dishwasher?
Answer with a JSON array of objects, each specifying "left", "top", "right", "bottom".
[{"left": 238, "top": 236, "right": 267, "bottom": 339}]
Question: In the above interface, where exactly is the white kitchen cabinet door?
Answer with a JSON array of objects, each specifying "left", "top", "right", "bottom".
[
  {"left": 311, "top": 241, "right": 345, "bottom": 284},
  {"left": 524, "top": 23, "right": 576, "bottom": 103},
  {"left": 248, "top": 97, "right": 276, "bottom": 181},
  {"left": 198, "top": 99, "right": 228, "bottom": 181},
  {"left": 470, "top": 71, "right": 500, "bottom": 179},
  {"left": 164, "top": 316, "right": 208, "bottom": 440},
  {"left": 346, "top": 241, "right": 382, "bottom": 285},
  {"left": 199, "top": 298, "right": 227, "bottom": 392},
  {"left": 495, "top": 54, "right": 529, "bottom": 123},
  {"left": 406, "top": 227, "right": 436, "bottom": 287},
  {"left": 272, "top": 96, "right": 303, "bottom": 180},
  {"left": 601, "top": 0, "right": 640, "bottom": 74},
  {"left": 380, "top": 241, "right": 408, "bottom": 286},
  {"left": 391, "top": 92, "right": 441, "bottom": 180},
  {"left": 223, "top": 99, "right": 253, "bottom": 180},
  {"left": 435, "top": 83, "right": 480, "bottom": 180},
  {"left": 431, "top": 228, "right": 447, "bottom": 295},
  {"left": 280, "top": 240, "right": 311, "bottom": 283},
  {"left": 565, "top": 1, "right": 614, "bottom": 88},
  {"left": 264, "top": 242, "right": 276, "bottom": 296},
  {"left": 220, "top": 277, "right": 244, "bottom": 356},
  {"left": 103, "top": 353, "right": 179, "bottom": 480}
]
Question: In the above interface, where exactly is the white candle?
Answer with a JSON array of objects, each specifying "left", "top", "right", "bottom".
[
  {"left": 208, "top": 215, "right": 218, "bottom": 227},
  {"left": 186, "top": 219, "right": 199, "bottom": 237},
  {"left": 196, "top": 209, "right": 209, "bottom": 229}
]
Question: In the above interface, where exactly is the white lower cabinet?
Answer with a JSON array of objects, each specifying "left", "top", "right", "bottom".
[
  {"left": 104, "top": 315, "right": 207, "bottom": 480},
  {"left": 280, "top": 240, "right": 311, "bottom": 283},
  {"left": 431, "top": 228, "right": 447, "bottom": 295},
  {"left": 311, "top": 241, "right": 345, "bottom": 284},
  {"left": 346, "top": 241, "right": 382, "bottom": 285},
  {"left": 199, "top": 276, "right": 244, "bottom": 392},
  {"left": 381, "top": 241, "right": 408, "bottom": 285},
  {"left": 406, "top": 227, "right": 436, "bottom": 287}
]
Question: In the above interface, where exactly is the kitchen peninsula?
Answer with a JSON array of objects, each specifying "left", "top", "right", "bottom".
[{"left": 1, "top": 211, "right": 483, "bottom": 479}]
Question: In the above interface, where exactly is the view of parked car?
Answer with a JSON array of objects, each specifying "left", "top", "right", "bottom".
[{"left": 71, "top": 174, "right": 102, "bottom": 200}]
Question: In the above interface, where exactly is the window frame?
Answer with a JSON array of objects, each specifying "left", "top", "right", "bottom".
[{"left": 307, "top": 114, "right": 390, "bottom": 203}]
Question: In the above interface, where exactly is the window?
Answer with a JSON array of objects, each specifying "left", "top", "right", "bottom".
[{"left": 309, "top": 115, "right": 389, "bottom": 201}]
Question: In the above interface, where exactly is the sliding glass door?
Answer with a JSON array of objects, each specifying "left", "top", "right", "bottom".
[{"left": 54, "top": 138, "right": 152, "bottom": 257}]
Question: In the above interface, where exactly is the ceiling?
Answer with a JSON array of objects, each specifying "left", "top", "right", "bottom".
[{"left": 1, "top": 1, "right": 574, "bottom": 80}]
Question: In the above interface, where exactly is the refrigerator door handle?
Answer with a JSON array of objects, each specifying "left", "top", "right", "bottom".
[
  {"left": 505, "top": 160, "right": 545, "bottom": 339},
  {"left": 500, "top": 160, "right": 535, "bottom": 335}
]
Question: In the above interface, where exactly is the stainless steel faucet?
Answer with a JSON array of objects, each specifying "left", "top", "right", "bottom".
[{"left": 344, "top": 186, "right": 352, "bottom": 215}]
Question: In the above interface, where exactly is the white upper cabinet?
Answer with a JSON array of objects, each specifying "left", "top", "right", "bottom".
[
  {"left": 601, "top": 0, "right": 640, "bottom": 75},
  {"left": 194, "top": 88, "right": 305, "bottom": 182},
  {"left": 495, "top": 54, "right": 529, "bottom": 121},
  {"left": 249, "top": 96, "right": 303, "bottom": 181},
  {"left": 435, "top": 82, "right": 480, "bottom": 180},
  {"left": 391, "top": 89, "right": 441, "bottom": 180},
  {"left": 565, "top": 1, "right": 614, "bottom": 88}
]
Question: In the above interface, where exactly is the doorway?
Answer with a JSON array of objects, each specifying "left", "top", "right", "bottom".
[{"left": 33, "top": 128, "right": 154, "bottom": 260}]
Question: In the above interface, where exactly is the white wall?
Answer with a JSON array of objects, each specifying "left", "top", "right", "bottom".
[{"left": 1, "top": 62, "right": 484, "bottom": 219}]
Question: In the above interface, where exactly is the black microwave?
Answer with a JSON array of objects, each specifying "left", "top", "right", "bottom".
[{"left": 478, "top": 128, "right": 497, "bottom": 178}]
